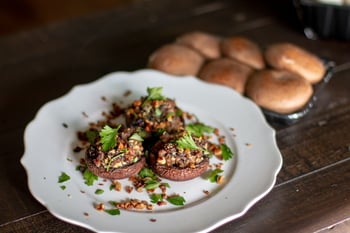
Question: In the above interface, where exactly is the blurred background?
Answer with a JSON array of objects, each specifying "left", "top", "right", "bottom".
[
  {"left": 0, "top": 0, "right": 139, "bottom": 35},
  {"left": 2, "top": 0, "right": 347, "bottom": 40}
]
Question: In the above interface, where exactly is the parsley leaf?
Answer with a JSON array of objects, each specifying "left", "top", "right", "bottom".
[
  {"left": 105, "top": 150, "right": 127, "bottom": 172},
  {"left": 167, "top": 195, "right": 186, "bottom": 206},
  {"left": 185, "top": 123, "right": 214, "bottom": 137},
  {"left": 99, "top": 125, "right": 121, "bottom": 152},
  {"left": 104, "top": 208, "right": 120, "bottom": 216},
  {"left": 144, "top": 179, "right": 160, "bottom": 190},
  {"left": 129, "top": 133, "right": 144, "bottom": 142},
  {"left": 95, "top": 189, "right": 104, "bottom": 195},
  {"left": 83, "top": 169, "right": 98, "bottom": 186},
  {"left": 150, "top": 193, "right": 163, "bottom": 203},
  {"left": 58, "top": 172, "right": 70, "bottom": 183},
  {"left": 221, "top": 144, "right": 233, "bottom": 161},
  {"left": 146, "top": 87, "right": 166, "bottom": 101},
  {"left": 176, "top": 133, "right": 199, "bottom": 150},
  {"left": 207, "top": 168, "right": 223, "bottom": 183},
  {"left": 86, "top": 130, "right": 98, "bottom": 144},
  {"left": 138, "top": 168, "right": 157, "bottom": 179}
]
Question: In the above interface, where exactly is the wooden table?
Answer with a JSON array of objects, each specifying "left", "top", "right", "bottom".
[{"left": 1, "top": 0, "right": 350, "bottom": 232}]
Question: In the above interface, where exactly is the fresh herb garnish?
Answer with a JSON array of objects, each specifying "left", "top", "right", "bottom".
[
  {"left": 166, "top": 195, "right": 186, "bottom": 206},
  {"left": 104, "top": 208, "right": 120, "bottom": 216},
  {"left": 109, "top": 201, "right": 118, "bottom": 206},
  {"left": 146, "top": 87, "right": 166, "bottom": 101},
  {"left": 138, "top": 167, "right": 158, "bottom": 179},
  {"left": 176, "top": 133, "right": 199, "bottom": 150},
  {"left": 83, "top": 169, "right": 98, "bottom": 186},
  {"left": 129, "top": 133, "right": 144, "bottom": 142},
  {"left": 207, "top": 168, "right": 224, "bottom": 183},
  {"left": 154, "top": 108, "right": 162, "bottom": 117},
  {"left": 95, "top": 189, "right": 104, "bottom": 195},
  {"left": 86, "top": 130, "right": 98, "bottom": 144},
  {"left": 220, "top": 144, "right": 233, "bottom": 161},
  {"left": 162, "top": 182, "right": 171, "bottom": 188},
  {"left": 144, "top": 179, "right": 160, "bottom": 190},
  {"left": 142, "top": 87, "right": 166, "bottom": 107},
  {"left": 60, "top": 185, "right": 66, "bottom": 190},
  {"left": 58, "top": 172, "right": 70, "bottom": 183},
  {"left": 105, "top": 149, "right": 128, "bottom": 172},
  {"left": 150, "top": 193, "right": 163, "bottom": 203},
  {"left": 185, "top": 123, "right": 214, "bottom": 137},
  {"left": 99, "top": 125, "right": 121, "bottom": 152}
]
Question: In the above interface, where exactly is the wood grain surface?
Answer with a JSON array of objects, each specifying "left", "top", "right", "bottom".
[{"left": 0, "top": 0, "right": 350, "bottom": 232}]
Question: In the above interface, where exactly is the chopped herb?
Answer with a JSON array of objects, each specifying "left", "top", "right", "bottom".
[
  {"left": 95, "top": 189, "right": 104, "bottom": 195},
  {"left": 167, "top": 195, "right": 186, "bottom": 206},
  {"left": 144, "top": 179, "right": 160, "bottom": 190},
  {"left": 58, "top": 172, "right": 70, "bottom": 183},
  {"left": 105, "top": 150, "right": 127, "bottom": 172},
  {"left": 109, "top": 201, "right": 118, "bottom": 206},
  {"left": 150, "top": 193, "right": 163, "bottom": 203},
  {"left": 99, "top": 125, "right": 121, "bottom": 152},
  {"left": 162, "top": 182, "right": 171, "bottom": 188},
  {"left": 135, "top": 128, "right": 148, "bottom": 138},
  {"left": 185, "top": 123, "right": 214, "bottom": 137},
  {"left": 165, "top": 112, "right": 174, "bottom": 120},
  {"left": 86, "top": 130, "right": 98, "bottom": 144},
  {"left": 142, "top": 87, "right": 166, "bottom": 107},
  {"left": 207, "top": 168, "right": 224, "bottom": 183},
  {"left": 138, "top": 167, "right": 157, "bottom": 179},
  {"left": 76, "top": 164, "right": 86, "bottom": 171},
  {"left": 220, "top": 144, "right": 233, "bottom": 161},
  {"left": 175, "top": 108, "right": 183, "bottom": 117},
  {"left": 146, "top": 87, "right": 166, "bottom": 101},
  {"left": 104, "top": 208, "right": 120, "bottom": 216},
  {"left": 129, "top": 133, "right": 144, "bottom": 142},
  {"left": 60, "top": 185, "right": 66, "bottom": 190},
  {"left": 154, "top": 108, "right": 162, "bottom": 117},
  {"left": 109, "top": 184, "right": 115, "bottom": 191},
  {"left": 176, "top": 133, "right": 199, "bottom": 150},
  {"left": 83, "top": 169, "right": 98, "bottom": 186}
]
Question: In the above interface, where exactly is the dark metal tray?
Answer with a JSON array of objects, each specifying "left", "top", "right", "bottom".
[{"left": 262, "top": 59, "right": 335, "bottom": 125}]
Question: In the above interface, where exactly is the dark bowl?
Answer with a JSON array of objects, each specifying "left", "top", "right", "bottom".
[{"left": 294, "top": 0, "right": 350, "bottom": 40}]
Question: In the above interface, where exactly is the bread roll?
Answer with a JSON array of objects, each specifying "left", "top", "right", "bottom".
[
  {"left": 198, "top": 58, "right": 253, "bottom": 94},
  {"left": 245, "top": 69, "right": 313, "bottom": 114},
  {"left": 148, "top": 43, "right": 204, "bottom": 76},
  {"left": 265, "top": 43, "right": 325, "bottom": 84},
  {"left": 221, "top": 36, "right": 265, "bottom": 69},
  {"left": 176, "top": 31, "right": 221, "bottom": 59}
]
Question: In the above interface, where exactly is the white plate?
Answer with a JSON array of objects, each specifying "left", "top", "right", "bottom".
[{"left": 21, "top": 70, "right": 282, "bottom": 233}]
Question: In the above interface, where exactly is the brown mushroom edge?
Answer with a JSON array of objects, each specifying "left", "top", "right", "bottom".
[
  {"left": 149, "top": 153, "right": 210, "bottom": 181},
  {"left": 85, "top": 155, "right": 146, "bottom": 180}
]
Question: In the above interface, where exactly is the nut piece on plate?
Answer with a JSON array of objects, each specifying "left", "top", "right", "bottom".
[
  {"left": 221, "top": 36, "right": 265, "bottom": 70},
  {"left": 148, "top": 43, "right": 204, "bottom": 76},
  {"left": 198, "top": 58, "right": 253, "bottom": 94},
  {"left": 245, "top": 69, "right": 314, "bottom": 114},
  {"left": 176, "top": 31, "right": 221, "bottom": 60},
  {"left": 265, "top": 43, "right": 326, "bottom": 84}
]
